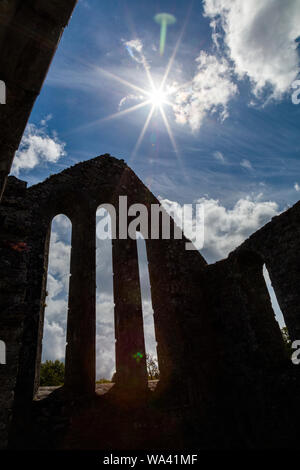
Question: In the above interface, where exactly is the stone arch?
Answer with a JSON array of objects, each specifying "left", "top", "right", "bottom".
[
  {"left": 35, "top": 214, "right": 72, "bottom": 390},
  {"left": 232, "top": 207, "right": 300, "bottom": 343},
  {"left": 263, "top": 256, "right": 300, "bottom": 342},
  {"left": 136, "top": 234, "right": 158, "bottom": 378},
  {"left": 14, "top": 156, "right": 207, "bottom": 403},
  {"left": 263, "top": 264, "right": 285, "bottom": 329},
  {"left": 231, "top": 248, "right": 287, "bottom": 367},
  {"left": 33, "top": 211, "right": 73, "bottom": 393},
  {"left": 95, "top": 205, "right": 115, "bottom": 384}
]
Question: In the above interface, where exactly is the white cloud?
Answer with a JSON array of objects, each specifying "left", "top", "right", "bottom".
[
  {"left": 46, "top": 273, "right": 64, "bottom": 300},
  {"left": 42, "top": 216, "right": 71, "bottom": 362},
  {"left": 118, "top": 37, "right": 153, "bottom": 112},
  {"left": 40, "top": 114, "right": 53, "bottom": 126},
  {"left": 171, "top": 51, "right": 238, "bottom": 130},
  {"left": 118, "top": 93, "right": 144, "bottom": 110},
  {"left": 42, "top": 320, "right": 66, "bottom": 362},
  {"left": 294, "top": 182, "right": 300, "bottom": 192},
  {"left": 199, "top": 196, "right": 279, "bottom": 261},
  {"left": 122, "top": 38, "right": 150, "bottom": 71},
  {"left": 161, "top": 195, "right": 280, "bottom": 263},
  {"left": 11, "top": 118, "right": 66, "bottom": 176},
  {"left": 96, "top": 295, "right": 115, "bottom": 380},
  {"left": 124, "top": 38, "right": 143, "bottom": 54},
  {"left": 213, "top": 150, "right": 225, "bottom": 163},
  {"left": 240, "top": 159, "right": 253, "bottom": 170},
  {"left": 47, "top": 232, "right": 71, "bottom": 292},
  {"left": 203, "top": 0, "right": 300, "bottom": 99}
]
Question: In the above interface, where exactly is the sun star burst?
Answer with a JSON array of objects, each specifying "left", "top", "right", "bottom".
[
  {"left": 70, "top": 14, "right": 190, "bottom": 169},
  {"left": 148, "top": 88, "right": 167, "bottom": 107}
]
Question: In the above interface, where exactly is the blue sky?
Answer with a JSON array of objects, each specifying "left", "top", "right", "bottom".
[
  {"left": 13, "top": 0, "right": 300, "bottom": 208},
  {"left": 11, "top": 0, "right": 300, "bottom": 379}
]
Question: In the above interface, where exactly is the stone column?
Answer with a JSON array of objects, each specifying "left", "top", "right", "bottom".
[
  {"left": 145, "top": 231, "right": 206, "bottom": 393},
  {"left": 65, "top": 207, "right": 96, "bottom": 395},
  {"left": 145, "top": 239, "right": 183, "bottom": 387},
  {"left": 112, "top": 237, "right": 147, "bottom": 390}
]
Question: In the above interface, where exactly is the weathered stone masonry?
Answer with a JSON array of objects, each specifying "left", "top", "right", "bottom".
[
  {"left": 0, "top": 0, "right": 77, "bottom": 200},
  {"left": 1, "top": 154, "right": 300, "bottom": 449}
]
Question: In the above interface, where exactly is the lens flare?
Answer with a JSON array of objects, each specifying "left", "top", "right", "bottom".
[
  {"left": 149, "top": 88, "right": 167, "bottom": 107},
  {"left": 69, "top": 7, "right": 192, "bottom": 170}
]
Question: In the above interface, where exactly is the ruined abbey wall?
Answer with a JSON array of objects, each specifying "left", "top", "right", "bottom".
[
  {"left": 1, "top": 154, "right": 300, "bottom": 449},
  {"left": 0, "top": 0, "right": 77, "bottom": 199}
]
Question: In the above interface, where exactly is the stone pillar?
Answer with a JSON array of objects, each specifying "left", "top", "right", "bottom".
[
  {"left": 145, "top": 219, "right": 207, "bottom": 395},
  {"left": 112, "top": 236, "right": 147, "bottom": 390},
  {"left": 145, "top": 239, "right": 184, "bottom": 388},
  {"left": 65, "top": 208, "right": 96, "bottom": 395},
  {"left": 0, "top": 177, "right": 30, "bottom": 448}
]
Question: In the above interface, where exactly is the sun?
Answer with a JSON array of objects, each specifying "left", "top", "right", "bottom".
[
  {"left": 149, "top": 88, "right": 167, "bottom": 107},
  {"left": 74, "top": 28, "right": 186, "bottom": 162}
]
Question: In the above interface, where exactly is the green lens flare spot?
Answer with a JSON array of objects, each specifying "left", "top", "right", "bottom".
[
  {"left": 154, "top": 13, "right": 177, "bottom": 56},
  {"left": 133, "top": 352, "right": 144, "bottom": 363}
]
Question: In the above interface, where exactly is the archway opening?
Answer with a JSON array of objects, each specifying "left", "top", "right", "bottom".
[
  {"left": 263, "top": 264, "right": 289, "bottom": 346},
  {"left": 36, "top": 214, "right": 72, "bottom": 400},
  {"left": 136, "top": 234, "right": 159, "bottom": 387},
  {"left": 95, "top": 206, "right": 115, "bottom": 392}
]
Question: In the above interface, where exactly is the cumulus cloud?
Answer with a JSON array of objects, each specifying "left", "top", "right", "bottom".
[
  {"left": 203, "top": 0, "right": 300, "bottom": 99},
  {"left": 42, "top": 216, "right": 71, "bottom": 362},
  {"left": 42, "top": 320, "right": 67, "bottom": 362},
  {"left": 161, "top": 195, "right": 280, "bottom": 263},
  {"left": 171, "top": 51, "right": 238, "bottom": 131},
  {"left": 172, "top": 0, "right": 300, "bottom": 131},
  {"left": 198, "top": 196, "right": 279, "bottom": 261},
  {"left": 47, "top": 232, "right": 71, "bottom": 289},
  {"left": 294, "top": 182, "right": 300, "bottom": 192},
  {"left": 96, "top": 292, "right": 115, "bottom": 380},
  {"left": 11, "top": 118, "right": 66, "bottom": 176}
]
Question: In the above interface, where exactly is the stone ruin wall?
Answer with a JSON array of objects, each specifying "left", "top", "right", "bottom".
[
  {"left": 1, "top": 154, "right": 300, "bottom": 449},
  {"left": 0, "top": 0, "right": 77, "bottom": 199},
  {"left": 0, "top": 177, "right": 31, "bottom": 449},
  {"left": 0, "top": 0, "right": 299, "bottom": 450}
]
